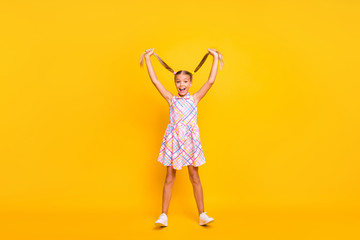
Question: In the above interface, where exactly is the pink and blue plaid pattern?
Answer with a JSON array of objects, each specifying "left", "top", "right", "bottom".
[{"left": 157, "top": 92, "right": 206, "bottom": 170}]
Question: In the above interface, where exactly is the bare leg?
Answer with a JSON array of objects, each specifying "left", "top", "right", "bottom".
[
  {"left": 187, "top": 166, "right": 204, "bottom": 215},
  {"left": 161, "top": 166, "right": 177, "bottom": 215}
]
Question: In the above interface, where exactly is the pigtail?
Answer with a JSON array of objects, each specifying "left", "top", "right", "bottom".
[
  {"left": 217, "top": 51, "right": 225, "bottom": 70},
  {"left": 193, "top": 50, "right": 225, "bottom": 73},
  {"left": 139, "top": 52, "right": 146, "bottom": 68},
  {"left": 194, "top": 52, "right": 210, "bottom": 73},
  {"left": 139, "top": 51, "right": 176, "bottom": 74},
  {"left": 153, "top": 53, "right": 176, "bottom": 74}
]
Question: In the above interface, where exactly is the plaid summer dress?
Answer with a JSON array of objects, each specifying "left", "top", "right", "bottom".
[{"left": 157, "top": 92, "right": 206, "bottom": 170}]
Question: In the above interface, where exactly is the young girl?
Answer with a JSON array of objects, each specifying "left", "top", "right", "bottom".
[{"left": 140, "top": 48, "right": 224, "bottom": 226}]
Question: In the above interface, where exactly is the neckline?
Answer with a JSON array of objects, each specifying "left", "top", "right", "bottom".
[{"left": 176, "top": 93, "right": 190, "bottom": 98}]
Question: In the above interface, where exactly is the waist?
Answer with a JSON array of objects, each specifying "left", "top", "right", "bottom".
[{"left": 169, "top": 122, "right": 197, "bottom": 127}]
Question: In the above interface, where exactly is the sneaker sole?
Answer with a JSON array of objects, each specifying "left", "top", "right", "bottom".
[
  {"left": 155, "top": 222, "right": 168, "bottom": 227},
  {"left": 200, "top": 219, "right": 214, "bottom": 225}
]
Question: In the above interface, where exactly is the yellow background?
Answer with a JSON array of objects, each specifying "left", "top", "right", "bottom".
[{"left": 1, "top": 0, "right": 359, "bottom": 239}]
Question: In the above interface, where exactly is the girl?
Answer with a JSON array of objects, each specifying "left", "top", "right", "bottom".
[{"left": 140, "top": 48, "right": 224, "bottom": 226}]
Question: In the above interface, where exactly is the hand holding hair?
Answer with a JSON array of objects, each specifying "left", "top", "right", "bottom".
[
  {"left": 207, "top": 48, "right": 224, "bottom": 70},
  {"left": 139, "top": 48, "right": 154, "bottom": 66},
  {"left": 144, "top": 48, "right": 155, "bottom": 58},
  {"left": 207, "top": 48, "right": 218, "bottom": 57}
]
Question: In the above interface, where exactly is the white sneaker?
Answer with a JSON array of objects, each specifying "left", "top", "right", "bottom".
[
  {"left": 155, "top": 213, "right": 168, "bottom": 227},
  {"left": 199, "top": 212, "right": 214, "bottom": 225}
]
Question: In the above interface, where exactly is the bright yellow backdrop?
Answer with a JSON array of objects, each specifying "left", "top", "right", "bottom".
[{"left": 1, "top": 0, "right": 359, "bottom": 239}]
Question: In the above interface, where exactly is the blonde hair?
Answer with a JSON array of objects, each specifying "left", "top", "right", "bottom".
[{"left": 140, "top": 50, "right": 224, "bottom": 81}]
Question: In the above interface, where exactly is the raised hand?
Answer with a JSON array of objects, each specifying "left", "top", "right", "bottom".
[
  {"left": 207, "top": 48, "right": 219, "bottom": 58},
  {"left": 145, "top": 48, "right": 155, "bottom": 58}
]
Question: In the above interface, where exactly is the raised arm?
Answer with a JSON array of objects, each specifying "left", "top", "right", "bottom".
[
  {"left": 143, "top": 48, "right": 174, "bottom": 105},
  {"left": 193, "top": 48, "right": 219, "bottom": 106}
]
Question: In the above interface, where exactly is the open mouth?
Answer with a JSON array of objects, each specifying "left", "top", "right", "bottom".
[{"left": 179, "top": 87, "right": 186, "bottom": 92}]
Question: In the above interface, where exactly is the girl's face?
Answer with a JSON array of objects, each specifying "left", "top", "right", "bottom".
[{"left": 175, "top": 73, "right": 192, "bottom": 96}]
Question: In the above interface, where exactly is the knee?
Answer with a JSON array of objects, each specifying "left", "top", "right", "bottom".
[
  {"left": 189, "top": 175, "right": 201, "bottom": 185},
  {"left": 165, "top": 175, "right": 176, "bottom": 184}
]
